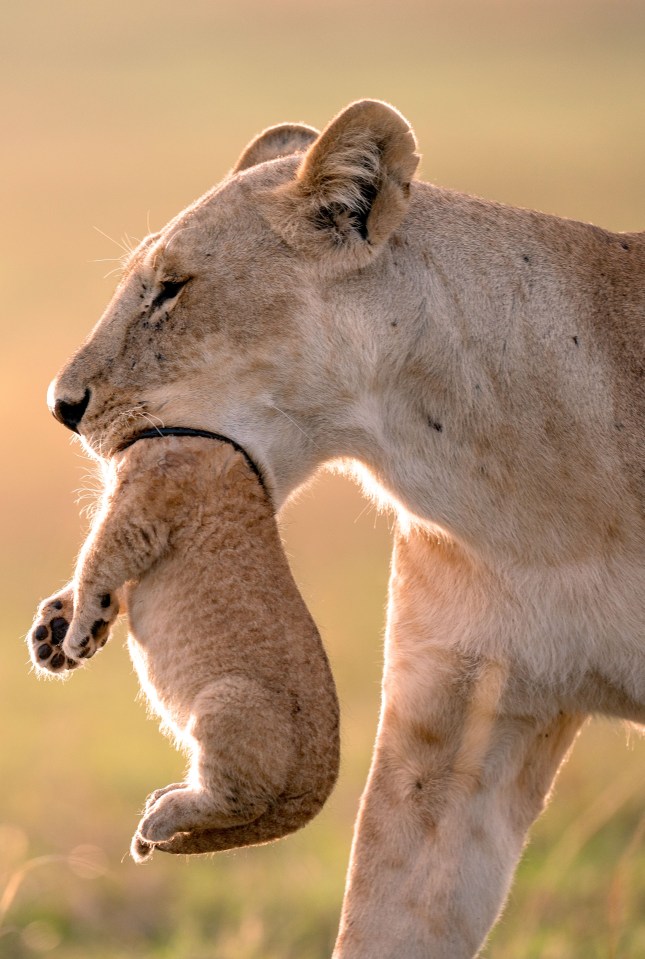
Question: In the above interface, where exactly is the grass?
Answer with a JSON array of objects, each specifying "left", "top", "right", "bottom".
[{"left": 2, "top": 0, "right": 644, "bottom": 955}]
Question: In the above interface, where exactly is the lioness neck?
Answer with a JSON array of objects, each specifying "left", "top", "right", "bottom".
[{"left": 323, "top": 183, "right": 644, "bottom": 565}]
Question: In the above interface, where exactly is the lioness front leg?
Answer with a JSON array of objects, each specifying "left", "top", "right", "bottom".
[
  {"left": 333, "top": 533, "right": 584, "bottom": 959},
  {"left": 335, "top": 667, "right": 582, "bottom": 958}
]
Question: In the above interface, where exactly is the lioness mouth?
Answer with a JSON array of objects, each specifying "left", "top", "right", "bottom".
[{"left": 116, "top": 426, "right": 269, "bottom": 500}]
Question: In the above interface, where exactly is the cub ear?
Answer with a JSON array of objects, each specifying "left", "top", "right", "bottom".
[
  {"left": 233, "top": 123, "right": 320, "bottom": 173},
  {"left": 260, "top": 100, "right": 420, "bottom": 266}
]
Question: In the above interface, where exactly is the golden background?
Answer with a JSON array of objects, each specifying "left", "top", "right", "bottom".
[{"left": 1, "top": 1, "right": 644, "bottom": 956}]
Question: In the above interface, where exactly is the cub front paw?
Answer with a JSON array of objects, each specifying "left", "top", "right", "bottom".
[
  {"left": 63, "top": 592, "right": 119, "bottom": 663},
  {"left": 28, "top": 587, "right": 78, "bottom": 675},
  {"left": 28, "top": 587, "right": 119, "bottom": 674}
]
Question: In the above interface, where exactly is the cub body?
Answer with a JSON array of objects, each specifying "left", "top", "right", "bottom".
[{"left": 29, "top": 436, "right": 340, "bottom": 860}]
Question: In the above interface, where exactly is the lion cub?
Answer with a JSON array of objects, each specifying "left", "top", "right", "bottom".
[{"left": 28, "top": 436, "right": 340, "bottom": 861}]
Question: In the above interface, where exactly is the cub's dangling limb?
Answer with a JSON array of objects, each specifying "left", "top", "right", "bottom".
[{"left": 29, "top": 436, "right": 339, "bottom": 861}]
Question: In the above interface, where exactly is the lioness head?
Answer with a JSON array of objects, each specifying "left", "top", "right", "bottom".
[{"left": 50, "top": 100, "right": 419, "bottom": 504}]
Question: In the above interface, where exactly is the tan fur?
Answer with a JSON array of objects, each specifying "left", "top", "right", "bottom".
[
  {"left": 29, "top": 436, "right": 339, "bottom": 861},
  {"left": 233, "top": 122, "right": 319, "bottom": 173},
  {"left": 44, "top": 100, "right": 644, "bottom": 956}
]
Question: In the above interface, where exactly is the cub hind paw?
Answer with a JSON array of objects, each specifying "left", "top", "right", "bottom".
[
  {"left": 130, "top": 784, "right": 189, "bottom": 862},
  {"left": 130, "top": 833, "right": 155, "bottom": 863},
  {"left": 144, "top": 782, "right": 188, "bottom": 813}
]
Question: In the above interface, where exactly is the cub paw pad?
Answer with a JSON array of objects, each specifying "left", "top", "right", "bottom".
[{"left": 29, "top": 594, "right": 79, "bottom": 674}]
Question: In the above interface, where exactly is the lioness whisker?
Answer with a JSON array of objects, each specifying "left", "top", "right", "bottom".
[
  {"left": 102, "top": 265, "right": 126, "bottom": 280},
  {"left": 93, "top": 225, "right": 133, "bottom": 256}
]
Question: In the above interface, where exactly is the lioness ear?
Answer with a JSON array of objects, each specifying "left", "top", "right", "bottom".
[
  {"left": 261, "top": 100, "right": 420, "bottom": 265},
  {"left": 233, "top": 123, "right": 320, "bottom": 173}
]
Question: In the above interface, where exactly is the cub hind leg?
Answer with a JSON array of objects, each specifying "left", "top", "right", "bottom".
[
  {"left": 138, "top": 790, "right": 328, "bottom": 857},
  {"left": 132, "top": 674, "right": 295, "bottom": 860}
]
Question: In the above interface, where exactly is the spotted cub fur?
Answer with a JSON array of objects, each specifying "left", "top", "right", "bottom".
[{"left": 29, "top": 436, "right": 340, "bottom": 860}]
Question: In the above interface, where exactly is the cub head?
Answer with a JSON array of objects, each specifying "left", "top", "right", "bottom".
[{"left": 49, "top": 100, "right": 419, "bottom": 505}]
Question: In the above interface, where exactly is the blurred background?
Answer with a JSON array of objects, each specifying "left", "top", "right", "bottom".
[{"left": 1, "top": 1, "right": 644, "bottom": 956}]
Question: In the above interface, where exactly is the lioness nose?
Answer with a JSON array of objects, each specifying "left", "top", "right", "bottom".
[{"left": 52, "top": 388, "right": 91, "bottom": 433}]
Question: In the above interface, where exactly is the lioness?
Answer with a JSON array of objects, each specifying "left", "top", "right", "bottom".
[
  {"left": 29, "top": 434, "right": 339, "bottom": 862},
  {"left": 46, "top": 100, "right": 644, "bottom": 958}
]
